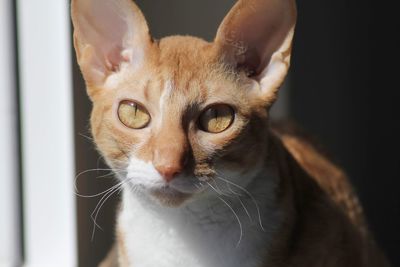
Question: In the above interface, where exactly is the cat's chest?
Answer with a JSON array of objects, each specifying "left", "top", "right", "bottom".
[{"left": 118, "top": 192, "right": 273, "bottom": 267}]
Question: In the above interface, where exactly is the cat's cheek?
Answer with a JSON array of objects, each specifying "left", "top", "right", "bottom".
[{"left": 210, "top": 162, "right": 264, "bottom": 201}]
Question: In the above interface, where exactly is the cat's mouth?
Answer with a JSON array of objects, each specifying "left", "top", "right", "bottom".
[
  {"left": 124, "top": 169, "right": 208, "bottom": 206},
  {"left": 150, "top": 185, "right": 182, "bottom": 195},
  {"left": 145, "top": 176, "right": 208, "bottom": 206},
  {"left": 149, "top": 185, "right": 192, "bottom": 206}
]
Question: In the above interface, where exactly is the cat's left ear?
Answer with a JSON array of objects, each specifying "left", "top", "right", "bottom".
[
  {"left": 215, "top": 0, "right": 297, "bottom": 105},
  {"left": 71, "top": 0, "right": 152, "bottom": 89}
]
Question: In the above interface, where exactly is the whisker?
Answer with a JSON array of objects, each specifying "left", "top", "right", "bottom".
[
  {"left": 194, "top": 183, "right": 202, "bottom": 190},
  {"left": 224, "top": 183, "right": 252, "bottom": 222},
  {"left": 96, "top": 171, "right": 117, "bottom": 179},
  {"left": 75, "top": 167, "right": 121, "bottom": 182},
  {"left": 88, "top": 178, "right": 126, "bottom": 231},
  {"left": 208, "top": 180, "right": 244, "bottom": 246},
  {"left": 74, "top": 168, "right": 125, "bottom": 193},
  {"left": 78, "top": 132, "right": 94, "bottom": 142},
  {"left": 226, "top": 183, "right": 243, "bottom": 197},
  {"left": 207, "top": 180, "right": 233, "bottom": 198},
  {"left": 90, "top": 179, "right": 126, "bottom": 211},
  {"left": 96, "top": 169, "right": 126, "bottom": 179},
  {"left": 206, "top": 181, "right": 223, "bottom": 196},
  {"left": 238, "top": 196, "right": 253, "bottom": 223},
  {"left": 90, "top": 190, "right": 112, "bottom": 232},
  {"left": 212, "top": 179, "right": 234, "bottom": 197},
  {"left": 217, "top": 196, "right": 243, "bottom": 248},
  {"left": 91, "top": 179, "right": 128, "bottom": 240},
  {"left": 91, "top": 186, "right": 121, "bottom": 241},
  {"left": 89, "top": 183, "right": 124, "bottom": 232},
  {"left": 75, "top": 181, "right": 121, "bottom": 198},
  {"left": 216, "top": 175, "right": 265, "bottom": 232}
]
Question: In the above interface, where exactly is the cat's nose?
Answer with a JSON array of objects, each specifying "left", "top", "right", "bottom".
[
  {"left": 153, "top": 146, "right": 188, "bottom": 183},
  {"left": 155, "top": 164, "right": 182, "bottom": 183},
  {"left": 152, "top": 126, "right": 189, "bottom": 183}
]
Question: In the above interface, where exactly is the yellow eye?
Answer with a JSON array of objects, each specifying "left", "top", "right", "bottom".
[
  {"left": 199, "top": 104, "right": 234, "bottom": 133},
  {"left": 118, "top": 100, "right": 150, "bottom": 129}
]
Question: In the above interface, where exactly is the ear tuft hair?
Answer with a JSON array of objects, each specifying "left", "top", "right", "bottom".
[{"left": 215, "top": 0, "right": 297, "bottom": 104}]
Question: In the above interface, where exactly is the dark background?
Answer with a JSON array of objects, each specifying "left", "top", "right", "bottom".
[
  {"left": 291, "top": 1, "right": 399, "bottom": 266},
  {"left": 72, "top": 0, "right": 400, "bottom": 266}
]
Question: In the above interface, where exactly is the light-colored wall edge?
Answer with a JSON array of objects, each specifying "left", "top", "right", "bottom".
[
  {"left": 17, "top": 0, "right": 77, "bottom": 265},
  {"left": 0, "top": 0, "right": 22, "bottom": 266}
]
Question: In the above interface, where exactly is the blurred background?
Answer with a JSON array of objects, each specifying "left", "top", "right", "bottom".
[{"left": 1, "top": 0, "right": 399, "bottom": 266}]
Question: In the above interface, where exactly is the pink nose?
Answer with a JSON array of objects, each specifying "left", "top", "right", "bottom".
[{"left": 155, "top": 165, "right": 182, "bottom": 183}]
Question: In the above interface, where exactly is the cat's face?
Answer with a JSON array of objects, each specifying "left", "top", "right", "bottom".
[
  {"left": 89, "top": 37, "right": 269, "bottom": 205},
  {"left": 72, "top": 0, "right": 297, "bottom": 206}
]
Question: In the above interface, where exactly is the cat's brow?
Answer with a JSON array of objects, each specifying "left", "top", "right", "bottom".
[{"left": 159, "top": 80, "right": 173, "bottom": 110}]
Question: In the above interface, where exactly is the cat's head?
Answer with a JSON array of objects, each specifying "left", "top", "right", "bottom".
[{"left": 71, "top": 0, "right": 296, "bottom": 206}]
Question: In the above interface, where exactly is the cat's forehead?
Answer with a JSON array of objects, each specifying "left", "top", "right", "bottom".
[
  {"left": 107, "top": 36, "right": 243, "bottom": 105},
  {"left": 156, "top": 36, "right": 229, "bottom": 93},
  {"left": 157, "top": 36, "right": 215, "bottom": 72}
]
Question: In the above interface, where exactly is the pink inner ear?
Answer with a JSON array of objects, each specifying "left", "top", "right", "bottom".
[
  {"left": 105, "top": 44, "right": 125, "bottom": 72},
  {"left": 215, "top": 0, "right": 296, "bottom": 78},
  {"left": 83, "top": 2, "right": 130, "bottom": 71},
  {"left": 236, "top": 47, "right": 261, "bottom": 77},
  {"left": 73, "top": 0, "right": 152, "bottom": 79}
]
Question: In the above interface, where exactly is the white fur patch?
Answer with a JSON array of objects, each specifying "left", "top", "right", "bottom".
[
  {"left": 119, "top": 159, "right": 282, "bottom": 267},
  {"left": 126, "top": 157, "right": 164, "bottom": 188}
]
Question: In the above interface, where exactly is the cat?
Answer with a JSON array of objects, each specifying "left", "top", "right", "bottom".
[{"left": 71, "top": 0, "right": 390, "bottom": 266}]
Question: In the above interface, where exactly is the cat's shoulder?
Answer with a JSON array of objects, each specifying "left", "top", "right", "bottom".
[{"left": 270, "top": 120, "right": 366, "bottom": 230}]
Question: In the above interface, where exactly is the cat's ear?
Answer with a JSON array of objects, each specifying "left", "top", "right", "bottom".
[
  {"left": 71, "top": 0, "right": 152, "bottom": 88},
  {"left": 215, "top": 0, "right": 297, "bottom": 105}
]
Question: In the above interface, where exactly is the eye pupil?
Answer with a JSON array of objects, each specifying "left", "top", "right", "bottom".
[
  {"left": 118, "top": 100, "right": 150, "bottom": 129},
  {"left": 199, "top": 104, "right": 234, "bottom": 133}
]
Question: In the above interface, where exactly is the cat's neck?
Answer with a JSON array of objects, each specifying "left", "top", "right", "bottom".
[{"left": 117, "top": 141, "right": 285, "bottom": 267}]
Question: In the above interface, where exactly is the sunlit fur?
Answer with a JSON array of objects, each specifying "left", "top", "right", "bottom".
[
  {"left": 72, "top": 0, "right": 390, "bottom": 266},
  {"left": 90, "top": 36, "right": 269, "bottom": 206},
  {"left": 89, "top": 37, "right": 280, "bottom": 267}
]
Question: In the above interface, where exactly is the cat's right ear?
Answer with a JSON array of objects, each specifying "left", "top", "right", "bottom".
[
  {"left": 214, "top": 0, "right": 296, "bottom": 106},
  {"left": 71, "top": 0, "right": 152, "bottom": 92}
]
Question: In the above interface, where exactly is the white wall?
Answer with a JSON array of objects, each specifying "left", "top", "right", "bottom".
[
  {"left": 0, "top": 0, "right": 21, "bottom": 266},
  {"left": 17, "top": 0, "right": 77, "bottom": 266}
]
